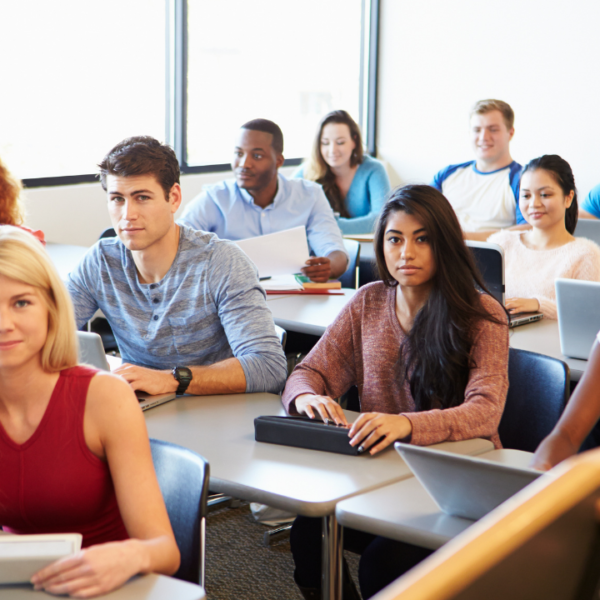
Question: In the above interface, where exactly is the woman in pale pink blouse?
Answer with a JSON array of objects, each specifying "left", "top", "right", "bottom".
[
  {"left": 284, "top": 185, "right": 509, "bottom": 600},
  {"left": 488, "top": 155, "right": 600, "bottom": 319}
]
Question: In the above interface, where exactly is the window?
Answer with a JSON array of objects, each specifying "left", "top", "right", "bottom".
[
  {"left": 185, "top": 0, "right": 364, "bottom": 169},
  {"left": 3, "top": 0, "right": 378, "bottom": 186},
  {"left": 0, "top": 0, "right": 166, "bottom": 183}
]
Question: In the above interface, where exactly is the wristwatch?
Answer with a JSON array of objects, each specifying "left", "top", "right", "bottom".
[{"left": 172, "top": 366, "right": 193, "bottom": 396}]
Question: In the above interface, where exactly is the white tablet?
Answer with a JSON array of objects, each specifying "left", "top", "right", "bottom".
[{"left": 0, "top": 533, "right": 82, "bottom": 584}]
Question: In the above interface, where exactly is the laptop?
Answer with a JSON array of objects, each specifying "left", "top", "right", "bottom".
[
  {"left": 77, "top": 331, "right": 176, "bottom": 411},
  {"left": 556, "top": 278, "right": 600, "bottom": 360},
  {"left": 466, "top": 240, "right": 543, "bottom": 328},
  {"left": 395, "top": 442, "right": 542, "bottom": 520}
]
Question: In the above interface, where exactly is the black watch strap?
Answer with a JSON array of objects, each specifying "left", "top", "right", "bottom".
[{"left": 172, "top": 366, "right": 193, "bottom": 396}]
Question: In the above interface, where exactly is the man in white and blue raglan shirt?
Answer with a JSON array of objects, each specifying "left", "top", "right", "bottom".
[
  {"left": 432, "top": 99, "right": 526, "bottom": 240},
  {"left": 67, "top": 136, "right": 287, "bottom": 397},
  {"left": 179, "top": 119, "right": 349, "bottom": 283}
]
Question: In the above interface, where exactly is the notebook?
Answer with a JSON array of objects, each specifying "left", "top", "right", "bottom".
[
  {"left": 77, "top": 331, "right": 176, "bottom": 411},
  {"left": 555, "top": 278, "right": 600, "bottom": 360},
  {"left": 0, "top": 533, "right": 82, "bottom": 584},
  {"left": 395, "top": 442, "right": 542, "bottom": 520},
  {"left": 466, "top": 240, "right": 543, "bottom": 328}
]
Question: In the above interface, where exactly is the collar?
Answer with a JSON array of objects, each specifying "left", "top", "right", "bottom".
[{"left": 237, "top": 173, "right": 285, "bottom": 210}]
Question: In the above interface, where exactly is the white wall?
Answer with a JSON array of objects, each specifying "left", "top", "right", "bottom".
[
  {"left": 23, "top": 166, "right": 296, "bottom": 247},
  {"left": 376, "top": 0, "right": 600, "bottom": 196}
]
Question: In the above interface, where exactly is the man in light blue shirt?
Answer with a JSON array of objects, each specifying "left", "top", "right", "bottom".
[
  {"left": 67, "top": 136, "right": 287, "bottom": 396},
  {"left": 179, "top": 119, "right": 349, "bottom": 282}
]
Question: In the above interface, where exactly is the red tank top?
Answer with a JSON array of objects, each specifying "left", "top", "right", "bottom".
[{"left": 0, "top": 366, "right": 129, "bottom": 547}]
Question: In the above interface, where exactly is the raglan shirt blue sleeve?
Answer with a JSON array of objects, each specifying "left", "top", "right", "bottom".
[
  {"left": 581, "top": 184, "right": 600, "bottom": 218},
  {"left": 66, "top": 246, "right": 102, "bottom": 330},
  {"left": 207, "top": 242, "right": 288, "bottom": 393},
  {"left": 337, "top": 160, "right": 391, "bottom": 234},
  {"left": 509, "top": 163, "right": 526, "bottom": 225}
]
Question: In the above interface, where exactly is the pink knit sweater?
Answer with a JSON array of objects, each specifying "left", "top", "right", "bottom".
[
  {"left": 487, "top": 230, "right": 600, "bottom": 319},
  {"left": 282, "top": 283, "right": 509, "bottom": 448}
]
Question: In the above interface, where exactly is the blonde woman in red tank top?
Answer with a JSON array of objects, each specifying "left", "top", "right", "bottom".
[{"left": 0, "top": 227, "right": 179, "bottom": 598}]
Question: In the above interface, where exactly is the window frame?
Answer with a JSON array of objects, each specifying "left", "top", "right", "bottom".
[{"left": 22, "top": 0, "right": 380, "bottom": 188}]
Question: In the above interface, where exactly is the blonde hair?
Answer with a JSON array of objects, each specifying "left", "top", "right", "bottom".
[
  {"left": 470, "top": 99, "right": 515, "bottom": 131},
  {"left": 303, "top": 110, "right": 364, "bottom": 218},
  {"left": 0, "top": 226, "right": 78, "bottom": 372},
  {"left": 0, "top": 157, "right": 24, "bottom": 226}
]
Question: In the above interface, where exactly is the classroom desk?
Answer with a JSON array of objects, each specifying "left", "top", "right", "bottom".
[
  {"left": 335, "top": 448, "right": 534, "bottom": 551},
  {"left": 0, "top": 574, "right": 205, "bottom": 599},
  {"left": 46, "top": 242, "right": 88, "bottom": 282},
  {"left": 143, "top": 392, "right": 493, "bottom": 600},
  {"left": 509, "top": 317, "right": 587, "bottom": 381},
  {"left": 266, "top": 289, "right": 356, "bottom": 336}
]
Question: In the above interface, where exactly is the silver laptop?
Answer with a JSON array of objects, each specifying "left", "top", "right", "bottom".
[
  {"left": 466, "top": 240, "right": 543, "bottom": 328},
  {"left": 77, "top": 331, "right": 176, "bottom": 411},
  {"left": 395, "top": 442, "right": 541, "bottom": 520},
  {"left": 574, "top": 218, "right": 600, "bottom": 246},
  {"left": 556, "top": 278, "right": 600, "bottom": 360}
]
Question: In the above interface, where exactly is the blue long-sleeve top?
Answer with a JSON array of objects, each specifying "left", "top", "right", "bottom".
[{"left": 294, "top": 155, "right": 391, "bottom": 234}]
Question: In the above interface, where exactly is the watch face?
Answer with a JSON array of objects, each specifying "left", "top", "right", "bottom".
[{"left": 175, "top": 367, "right": 193, "bottom": 381}]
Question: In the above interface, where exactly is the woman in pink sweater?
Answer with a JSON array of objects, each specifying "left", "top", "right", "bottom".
[
  {"left": 488, "top": 155, "right": 600, "bottom": 319},
  {"left": 283, "top": 185, "right": 509, "bottom": 600}
]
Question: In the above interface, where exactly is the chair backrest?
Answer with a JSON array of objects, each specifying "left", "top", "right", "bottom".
[
  {"left": 574, "top": 218, "right": 600, "bottom": 245},
  {"left": 339, "top": 239, "right": 361, "bottom": 289},
  {"left": 465, "top": 240, "right": 505, "bottom": 305},
  {"left": 498, "top": 348, "right": 570, "bottom": 452},
  {"left": 150, "top": 439, "right": 210, "bottom": 587},
  {"left": 274, "top": 324, "right": 287, "bottom": 351},
  {"left": 99, "top": 227, "right": 117, "bottom": 239}
]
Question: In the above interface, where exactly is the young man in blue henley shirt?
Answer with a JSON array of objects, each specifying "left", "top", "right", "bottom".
[
  {"left": 432, "top": 99, "right": 526, "bottom": 241},
  {"left": 179, "top": 119, "right": 349, "bottom": 283},
  {"left": 67, "top": 136, "right": 287, "bottom": 397}
]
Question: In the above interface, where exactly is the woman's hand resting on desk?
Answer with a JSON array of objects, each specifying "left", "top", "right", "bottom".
[
  {"left": 505, "top": 297, "right": 540, "bottom": 314},
  {"left": 349, "top": 413, "right": 412, "bottom": 456},
  {"left": 31, "top": 540, "right": 148, "bottom": 598},
  {"left": 294, "top": 394, "right": 348, "bottom": 426}
]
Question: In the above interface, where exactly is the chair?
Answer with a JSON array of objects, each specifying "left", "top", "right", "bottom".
[
  {"left": 465, "top": 240, "right": 505, "bottom": 305},
  {"left": 339, "top": 239, "right": 361, "bottom": 289},
  {"left": 150, "top": 438, "right": 210, "bottom": 587},
  {"left": 574, "top": 218, "right": 600, "bottom": 245},
  {"left": 99, "top": 226, "right": 117, "bottom": 239},
  {"left": 498, "top": 348, "right": 570, "bottom": 452},
  {"left": 274, "top": 324, "right": 287, "bottom": 351}
]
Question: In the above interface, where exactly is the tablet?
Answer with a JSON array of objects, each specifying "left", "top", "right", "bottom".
[{"left": 0, "top": 533, "right": 82, "bottom": 584}]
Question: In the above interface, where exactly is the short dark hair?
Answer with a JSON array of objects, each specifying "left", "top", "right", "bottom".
[
  {"left": 241, "top": 119, "right": 284, "bottom": 154},
  {"left": 98, "top": 136, "right": 180, "bottom": 200},
  {"left": 521, "top": 154, "right": 578, "bottom": 234}
]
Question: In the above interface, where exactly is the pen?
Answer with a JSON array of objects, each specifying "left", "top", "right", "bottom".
[{"left": 259, "top": 276, "right": 272, "bottom": 281}]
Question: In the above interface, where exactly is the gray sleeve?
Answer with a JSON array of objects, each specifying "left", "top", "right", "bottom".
[
  {"left": 66, "top": 247, "right": 101, "bottom": 329},
  {"left": 208, "top": 242, "right": 288, "bottom": 393}
]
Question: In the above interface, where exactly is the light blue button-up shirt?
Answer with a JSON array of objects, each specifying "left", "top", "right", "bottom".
[{"left": 179, "top": 173, "right": 347, "bottom": 259}]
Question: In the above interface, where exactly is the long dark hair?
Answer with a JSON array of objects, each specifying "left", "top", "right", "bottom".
[
  {"left": 521, "top": 155, "right": 578, "bottom": 234},
  {"left": 374, "top": 185, "right": 506, "bottom": 411},
  {"left": 303, "top": 110, "right": 364, "bottom": 218}
]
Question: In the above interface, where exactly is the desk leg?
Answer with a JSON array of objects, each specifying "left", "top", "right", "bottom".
[{"left": 322, "top": 514, "right": 343, "bottom": 600}]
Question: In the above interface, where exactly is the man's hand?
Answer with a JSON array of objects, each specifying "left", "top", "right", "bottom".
[
  {"left": 301, "top": 257, "right": 332, "bottom": 283},
  {"left": 505, "top": 297, "right": 540, "bottom": 314},
  {"left": 348, "top": 412, "right": 413, "bottom": 455},
  {"left": 113, "top": 363, "right": 178, "bottom": 395}
]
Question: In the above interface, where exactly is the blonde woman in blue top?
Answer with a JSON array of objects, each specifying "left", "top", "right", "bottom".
[{"left": 295, "top": 110, "right": 391, "bottom": 234}]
